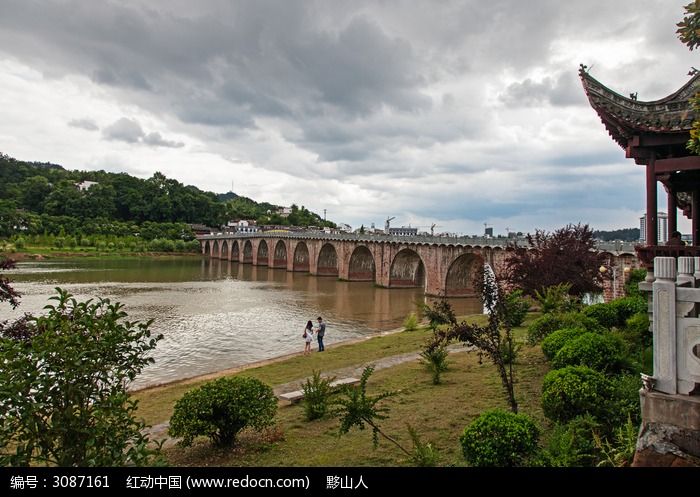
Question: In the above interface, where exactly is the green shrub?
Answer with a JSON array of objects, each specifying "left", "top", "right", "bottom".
[
  {"left": 13, "top": 236, "right": 25, "bottom": 249},
  {"left": 543, "top": 414, "right": 600, "bottom": 467},
  {"left": 527, "top": 312, "right": 603, "bottom": 344},
  {"left": 502, "top": 290, "right": 530, "bottom": 328},
  {"left": 624, "top": 269, "right": 647, "bottom": 298},
  {"left": 80, "top": 237, "right": 92, "bottom": 247},
  {"left": 169, "top": 376, "right": 277, "bottom": 447},
  {"left": 534, "top": 283, "right": 579, "bottom": 314},
  {"left": 460, "top": 409, "right": 540, "bottom": 467},
  {"left": 552, "top": 332, "right": 626, "bottom": 373},
  {"left": 582, "top": 303, "right": 619, "bottom": 329},
  {"left": 541, "top": 327, "right": 588, "bottom": 360},
  {"left": 594, "top": 415, "right": 639, "bottom": 467},
  {"left": 403, "top": 312, "right": 419, "bottom": 331},
  {"left": 0, "top": 289, "right": 163, "bottom": 466},
  {"left": 542, "top": 366, "right": 611, "bottom": 423},
  {"left": 420, "top": 345, "right": 449, "bottom": 384},
  {"left": 407, "top": 424, "right": 438, "bottom": 467},
  {"left": 174, "top": 240, "right": 186, "bottom": 252},
  {"left": 301, "top": 370, "right": 335, "bottom": 421},
  {"left": 604, "top": 375, "right": 642, "bottom": 428},
  {"left": 583, "top": 296, "right": 647, "bottom": 330},
  {"left": 619, "top": 312, "right": 651, "bottom": 350}
]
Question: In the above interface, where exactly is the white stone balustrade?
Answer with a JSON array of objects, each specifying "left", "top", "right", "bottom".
[{"left": 652, "top": 256, "right": 700, "bottom": 395}]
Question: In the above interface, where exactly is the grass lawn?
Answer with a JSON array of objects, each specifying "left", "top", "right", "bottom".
[{"left": 133, "top": 314, "right": 549, "bottom": 467}]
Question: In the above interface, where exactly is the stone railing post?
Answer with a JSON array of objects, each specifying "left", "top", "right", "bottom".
[
  {"left": 652, "top": 257, "right": 678, "bottom": 394},
  {"left": 677, "top": 257, "right": 695, "bottom": 287}
]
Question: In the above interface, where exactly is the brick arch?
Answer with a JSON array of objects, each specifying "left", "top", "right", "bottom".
[
  {"left": 272, "top": 240, "right": 287, "bottom": 268},
  {"left": 203, "top": 239, "right": 211, "bottom": 256},
  {"left": 231, "top": 240, "right": 240, "bottom": 262},
  {"left": 220, "top": 240, "right": 229, "bottom": 260},
  {"left": 293, "top": 242, "right": 310, "bottom": 272},
  {"left": 445, "top": 253, "right": 484, "bottom": 297},
  {"left": 317, "top": 243, "right": 339, "bottom": 276},
  {"left": 389, "top": 248, "right": 425, "bottom": 288},
  {"left": 212, "top": 240, "right": 220, "bottom": 258},
  {"left": 242, "top": 240, "right": 253, "bottom": 263},
  {"left": 257, "top": 240, "right": 269, "bottom": 266},
  {"left": 348, "top": 245, "right": 375, "bottom": 281}
]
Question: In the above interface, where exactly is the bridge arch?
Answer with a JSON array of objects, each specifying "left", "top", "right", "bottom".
[
  {"left": 445, "top": 253, "right": 483, "bottom": 297},
  {"left": 220, "top": 240, "right": 229, "bottom": 260},
  {"left": 231, "top": 240, "right": 240, "bottom": 262},
  {"left": 203, "top": 239, "right": 211, "bottom": 256},
  {"left": 293, "top": 242, "right": 310, "bottom": 272},
  {"left": 257, "top": 240, "right": 269, "bottom": 266},
  {"left": 389, "top": 248, "right": 425, "bottom": 288},
  {"left": 273, "top": 240, "right": 287, "bottom": 268},
  {"left": 242, "top": 240, "right": 253, "bottom": 263},
  {"left": 212, "top": 240, "right": 220, "bottom": 258},
  {"left": 348, "top": 246, "right": 375, "bottom": 281},
  {"left": 317, "top": 243, "right": 339, "bottom": 276}
]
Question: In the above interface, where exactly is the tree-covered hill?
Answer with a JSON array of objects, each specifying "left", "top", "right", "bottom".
[{"left": 0, "top": 153, "right": 334, "bottom": 239}]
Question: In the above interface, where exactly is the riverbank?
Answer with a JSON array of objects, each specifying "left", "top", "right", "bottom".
[
  {"left": 133, "top": 314, "right": 550, "bottom": 466},
  {"left": 1, "top": 248, "right": 202, "bottom": 261}
]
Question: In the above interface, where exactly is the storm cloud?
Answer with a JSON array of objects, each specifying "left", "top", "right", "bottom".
[{"left": 0, "top": 0, "right": 696, "bottom": 233}]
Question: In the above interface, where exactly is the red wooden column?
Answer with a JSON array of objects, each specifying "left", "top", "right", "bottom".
[
  {"left": 667, "top": 191, "right": 677, "bottom": 236},
  {"left": 646, "top": 155, "right": 657, "bottom": 246}
]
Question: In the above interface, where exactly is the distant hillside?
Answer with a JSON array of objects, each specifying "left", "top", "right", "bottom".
[
  {"left": 593, "top": 228, "right": 640, "bottom": 242},
  {"left": 0, "top": 152, "right": 335, "bottom": 238}
]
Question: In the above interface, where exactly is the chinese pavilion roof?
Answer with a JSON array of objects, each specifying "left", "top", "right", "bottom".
[{"left": 579, "top": 66, "right": 700, "bottom": 149}]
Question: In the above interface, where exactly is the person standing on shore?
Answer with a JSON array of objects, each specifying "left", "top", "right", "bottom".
[
  {"left": 303, "top": 320, "right": 314, "bottom": 355},
  {"left": 316, "top": 316, "right": 326, "bottom": 352}
]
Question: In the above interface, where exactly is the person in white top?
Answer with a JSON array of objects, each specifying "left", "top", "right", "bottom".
[{"left": 303, "top": 320, "right": 314, "bottom": 355}]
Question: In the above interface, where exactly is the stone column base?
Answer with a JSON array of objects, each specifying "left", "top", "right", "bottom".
[{"left": 632, "top": 390, "right": 700, "bottom": 467}]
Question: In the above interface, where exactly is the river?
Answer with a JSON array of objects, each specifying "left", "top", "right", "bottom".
[{"left": 0, "top": 256, "right": 482, "bottom": 389}]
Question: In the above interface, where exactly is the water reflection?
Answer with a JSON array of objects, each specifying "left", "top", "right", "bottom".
[{"left": 1, "top": 257, "right": 481, "bottom": 388}]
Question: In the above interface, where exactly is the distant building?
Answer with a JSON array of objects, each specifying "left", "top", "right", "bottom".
[
  {"left": 75, "top": 180, "right": 98, "bottom": 191},
  {"left": 484, "top": 227, "right": 494, "bottom": 237},
  {"left": 189, "top": 223, "right": 215, "bottom": 235},
  {"left": 639, "top": 212, "right": 668, "bottom": 244},
  {"left": 389, "top": 227, "right": 418, "bottom": 237},
  {"left": 277, "top": 207, "right": 292, "bottom": 218},
  {"left": 226, "top": 220, "right": 259, "bottom": 233},
  {"left": 337, "top": 223, "right": 352, "bottom": 233}
]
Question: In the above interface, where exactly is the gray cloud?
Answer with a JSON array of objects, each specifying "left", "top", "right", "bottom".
[
  {"left": 68, "top": 118, "right": 99, "bottom": 131},
  {"left": 143, "top": 132, "right": 184, "bottom": 148},
  {"left": 103, "top": 117, "right": 183, "bottom": 148},
  {"left": 500, "top": 72, "right": 585, "bottom": 107},
  {"left": 103, "top": 117, "right": 144, "bottom": 143}
]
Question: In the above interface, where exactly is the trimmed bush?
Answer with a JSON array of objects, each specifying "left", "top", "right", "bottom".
[
  {"left": 583, "top": 296, "right": 647, "bottom": 329},
  {"left": 460, "top": 409, "right": 540, "bottom": 467},
  {"left": 622, "top": 312, "right": 652, "bottom": 349},
  {"left": 542, "top": 366, "right": 611, "bottom": 423},
  {"left": 552, "top": 332, "right": 626, "bottom": 373},
  {"left": 527, "top": 312, "right": 603, "bottom": 344},
  {"left": 541, "top": 327, "right": 589, "bottom": 360},
  {"left": 169, "top": 376, "right": 277, "bottom": 447}
]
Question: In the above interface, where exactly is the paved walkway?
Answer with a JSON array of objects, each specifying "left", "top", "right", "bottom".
[{"left": 146, "top": 343, "right": 473, "bottom": 448}]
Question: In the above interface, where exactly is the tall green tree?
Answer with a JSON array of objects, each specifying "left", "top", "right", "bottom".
[{"left": 678, "top": 0, "right": 700, "bottom": 153}]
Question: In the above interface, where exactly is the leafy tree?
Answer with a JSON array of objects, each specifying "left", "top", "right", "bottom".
[
  {"left": 504, "top": 224, "right": 607, "bottom": 297},
  {"left": 0, "top": 257, "right": 20, "bottom": 309},
  {"left": 421, "top": 298, "right": 457, "bottom": 331},
  {"left": 301, "top": 370, "right": 336, "bottom": 421},
  {"left": 0, "top": 289, "right": 163, "bottom": 466},
  {"left": 678, "top": 0, "right": 700, "bottom": 153},
  {"left": 430, "top": 267, "right": 519, "bottom": 412}
]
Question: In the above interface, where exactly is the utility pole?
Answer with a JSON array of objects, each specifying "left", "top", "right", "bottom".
[{"left": 323, "top": 209, "right": 327, "bottom": 221}]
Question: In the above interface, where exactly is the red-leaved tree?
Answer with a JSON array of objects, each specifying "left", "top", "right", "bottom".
[{"left": 504, "top": 224, "right": 607, "bottom": 297}]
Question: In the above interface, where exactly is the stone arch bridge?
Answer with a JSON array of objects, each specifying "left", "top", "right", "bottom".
[{"left": 199, "top": 233, "right": 638, "bottom": 298}]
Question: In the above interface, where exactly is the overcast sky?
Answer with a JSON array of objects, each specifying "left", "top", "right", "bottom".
[{"left": 0, "top": 0, "right": 696, "bottom": 235}]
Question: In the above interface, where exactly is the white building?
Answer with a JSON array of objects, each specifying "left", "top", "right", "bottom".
[
  {"left": 226, "top": 219, "right": 259, "bottom": 233},
  {"left": 639, "top": 211, "right": 668, "bottom": 244},
  {"left": 75, "top": 180, "right": 99, "bottom": 191}
]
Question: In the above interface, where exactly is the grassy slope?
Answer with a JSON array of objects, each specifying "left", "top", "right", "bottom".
[{"left": 133, "top": 314, "right": 549, "bottom": 467}]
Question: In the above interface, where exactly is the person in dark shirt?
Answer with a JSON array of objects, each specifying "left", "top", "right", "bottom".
[
  {"left": 315, "top": 316, "right": 326, "bottom": 352},
  {"left": 667, "top": 231, "right": 685, "bottom": 246}
]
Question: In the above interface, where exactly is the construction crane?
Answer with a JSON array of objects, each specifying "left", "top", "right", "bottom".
[{"left": 385, "top": 216, "right": 395, "bottom": 234}]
